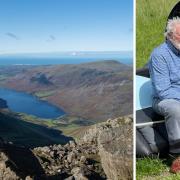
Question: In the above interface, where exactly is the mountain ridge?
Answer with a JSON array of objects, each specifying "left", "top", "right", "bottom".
[{"left": 1, "top": 60, "right": 133, "bottom": 121}]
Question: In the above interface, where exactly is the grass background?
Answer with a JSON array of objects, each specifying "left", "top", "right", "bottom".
[
  {"left": 136, "top": 0, "right": 180, "bottom": 179},
  {"left": 136, "top": 0, "right": 179, "bottom": 68},
  {"left": 136, "top": 157, "right": 180, "bottom": 180}
]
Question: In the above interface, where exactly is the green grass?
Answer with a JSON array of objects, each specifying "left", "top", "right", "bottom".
[
  {"left": 17, "top": 112, "right": 91, "bottom": 139},
  {"left": 136, "top": 157, "right": 167, "bottom": 179},
  {"left": 34, "top": 90, "right": 56, "bottom": 98},
  {"left": 0, "top": 110, "right": 72, "bottom": 147},
  {"left": 0, "top": 74, "right": 8, "bottom": 81},
  {"left": 61, "top": 125, "right": 90, "bottom": 140},
  {"left": 18, "top": 113, "right": 56, "bottom": 127},
  {"left": 136, "top": 0, "right": 179, "bottom": 68},
  {"left": 136, "top": 157, "right": 180, "bottom": 180}
]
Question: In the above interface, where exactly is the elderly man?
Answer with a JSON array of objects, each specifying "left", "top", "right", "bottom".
[{"left": 149, "top": 17, "right": 180, "bottom": 157}]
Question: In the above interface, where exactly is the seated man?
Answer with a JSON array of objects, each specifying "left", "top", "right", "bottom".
[{"left": 149, "top": 17, "right": 180, "bottom": 160}]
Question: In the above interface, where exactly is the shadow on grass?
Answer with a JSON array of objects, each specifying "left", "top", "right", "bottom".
[{"left": 0, "top": 112, "right": 74, "bottom": 148}]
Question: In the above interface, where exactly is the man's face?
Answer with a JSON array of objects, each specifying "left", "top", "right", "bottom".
[
  {"left": 171, "top": 24, "right": 180, "bottom": 50},
  {"left": 173, "top": 24, "right": 180, "bottom": 43}
]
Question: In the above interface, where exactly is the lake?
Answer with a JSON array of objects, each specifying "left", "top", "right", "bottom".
[{"left": 0, "top": 88, "right": 65, "bottom": 119}]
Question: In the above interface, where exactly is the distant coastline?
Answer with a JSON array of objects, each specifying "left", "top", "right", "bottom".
[
  {"left": 0, "top": 57, "right": 133, "bottom": 66},
  {"left": 0, "top": 51, "right": 133, "bottom": 65}
]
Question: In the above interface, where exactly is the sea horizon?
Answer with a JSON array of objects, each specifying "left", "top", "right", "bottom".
[{"left": 0, "top": 51, "right": 133, "bottom": 65}]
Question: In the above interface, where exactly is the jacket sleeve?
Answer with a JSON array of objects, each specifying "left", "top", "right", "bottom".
[{"left": 149, "top": 52, "right": 180, "bottom": 100}]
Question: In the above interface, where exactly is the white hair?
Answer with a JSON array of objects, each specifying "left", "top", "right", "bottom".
[{"left": 164, "top": 17, "right": 180, "bottom": 39}]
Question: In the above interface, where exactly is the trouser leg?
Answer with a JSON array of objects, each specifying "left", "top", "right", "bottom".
[{"left": 153, "top": 99, "right": 180, "bottom": 153}]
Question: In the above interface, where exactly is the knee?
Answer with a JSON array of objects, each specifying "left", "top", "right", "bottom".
[
  {"left": 165, "top": 102, "right": 180, "bottom": 118},
  {"left": 158, "top": 99, "right": 180, "bottom": 118}
]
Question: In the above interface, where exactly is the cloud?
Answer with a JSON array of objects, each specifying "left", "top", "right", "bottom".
[
  {"left": 47, "top": 35, "right": 56, "bottom": 42},
  {"left": 5, "top": 32, "right": 20, "bottom": 40},
  {"left": 50, "top": 35, "right": 56, "bottom": 40}
]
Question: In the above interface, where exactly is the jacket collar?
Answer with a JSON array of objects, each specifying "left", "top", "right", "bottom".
[{"left": 166, "top": 39, "right": 180, "bottom": 56}]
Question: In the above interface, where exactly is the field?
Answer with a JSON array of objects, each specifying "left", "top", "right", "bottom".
[
  {"left": 34, "top": 90, "right": 56, "bottom": 99},
  {"left": 136, "top": 0, "right": 179, "bottom": 68},
  {"left": 18, "top": 112, "right": 93, "bottom": 140}
]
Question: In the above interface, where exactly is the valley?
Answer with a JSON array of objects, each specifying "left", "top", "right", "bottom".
[
  {"left": 0, "top": 60, "right": 133, "bottom": 147},
  {"left": 0, "top": 60, "right": 133, "bottom": 122}
]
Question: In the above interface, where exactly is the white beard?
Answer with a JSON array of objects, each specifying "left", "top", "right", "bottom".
[{"left": 170, "top": 39, "right": 180, "bottom": 50}]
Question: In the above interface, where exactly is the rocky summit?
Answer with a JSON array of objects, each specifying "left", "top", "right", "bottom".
[{"left": 0, "top": 115, "right": 133, "bottom": 180}]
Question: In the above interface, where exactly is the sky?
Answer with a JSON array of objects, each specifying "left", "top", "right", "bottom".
[{"left": 0, "top": 0, "right": 133, "bottom": 55}]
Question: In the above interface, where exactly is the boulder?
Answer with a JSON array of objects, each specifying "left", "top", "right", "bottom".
[{"left": 98, "top": 116, "right": 133, "bottom": 180}]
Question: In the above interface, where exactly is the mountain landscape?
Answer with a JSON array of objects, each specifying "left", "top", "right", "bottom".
[
  {"left": 0, "top": 0, "right": 133, "bottom": 178},
  {"left": 0, "top": 60, "right": 132, "bottom": 121},
  {"left": 0, "top": 60, "right": 133, "bottom": 179}
]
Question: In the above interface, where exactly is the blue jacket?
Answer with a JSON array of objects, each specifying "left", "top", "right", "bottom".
[{"left": 149, "top": 40, "right": 180, "bottom": 100}]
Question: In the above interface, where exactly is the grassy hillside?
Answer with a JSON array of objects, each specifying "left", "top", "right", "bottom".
[
  {"left": 136, "top": 0, "right": 179, "bottom": 68},
  {"left": 18, "top": 112, "right": 94, "bottom": 140},
  {"left": 0, "top": 110, "right": 73, "bottom": 148}
]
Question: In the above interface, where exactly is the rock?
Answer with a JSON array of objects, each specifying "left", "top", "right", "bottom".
[
  {"left": 67, "top": 152, "right": 76, "bottom": 163},
  {"left": 25, "top": 176, "right": 33, "bottom": 180},
  {"left": 64, "top": 176, "right": 74, "bottom": 180},
  {"left": 49, "top": 151, "right": 54, "bottom": 158},
  {"left": 64, "top": 143, "right": 70, "bottom": 149},
  {"left": 41, "top": 146, "right": 50, "bottom": 153},
  {"left": 69, "top": 141, "right": 76, "bottom": 148},
  {"left": 74, "top": 160, "right": 79, "bottom": 166},
  {"left": 74, "top": 174, "right": 88, "bottom": 180},
  {"left": 0, "top": 152, "right": 20, "bottom": 180},
  {"left": 71, "top": 167, "right": 88, "bottom": 180},
  {"left": 98, "top": 116, "right": 133, "bottom": 180},
  {"left": 80, "top": 156, "right": 86, "bottom": 164},
  {"left": 87, "top": 165, "right": 93, "bottom": 170},
  {"left": 0, "top": 115, "right": 132, "bottom": 180}
]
